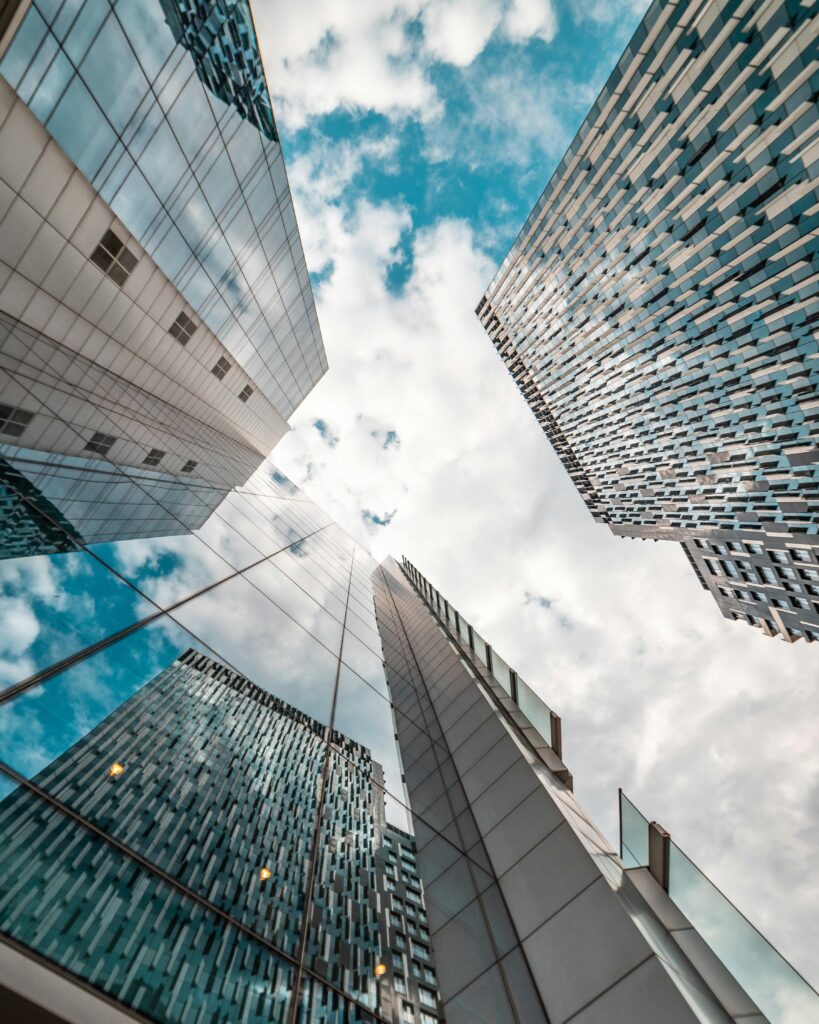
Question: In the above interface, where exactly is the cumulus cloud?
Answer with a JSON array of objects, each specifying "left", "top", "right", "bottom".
[{"left": 256, "top": 0, "right": 561, "bottom": 126}]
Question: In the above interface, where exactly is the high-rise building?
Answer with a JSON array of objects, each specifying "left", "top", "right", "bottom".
[
  {"left": 476, "top": 0, "right": 819, "bottom": 642},
  {"left": 380, "top": 556, "right": 819, "bottom": 1024},
  {"left": 0, "top": 0, "right": 326, "bottom": 557}
]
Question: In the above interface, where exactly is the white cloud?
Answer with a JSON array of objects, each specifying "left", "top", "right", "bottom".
[
  {"left": 255, "top": 0, "right": 560, "bottom": 127},
  {"left": 421, "top": 0, "right": 505, "bottom": 66},
  {"left": 504, "top": 0, "right": 558, "bottom": 43},
  {"left": 273, "top": 161, "right": 819, "bottom": 987}
]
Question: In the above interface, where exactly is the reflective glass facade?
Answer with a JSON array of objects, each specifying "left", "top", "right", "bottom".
[
  {"left": 477, "top": 0, "right": 819, "bottom": 641},
  {"left": 0, "top": 453, "right": 447, "bottom": 1023},
  {"left": 1, "top": 0, "right": 325, "bottom": 411},
  {"left": 0, "top": 0, "right": 326, "bottom": 562}
]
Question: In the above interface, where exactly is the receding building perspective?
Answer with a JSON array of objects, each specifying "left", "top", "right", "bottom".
[
  {"left": 0, "top": 0, "right": 326, "bottom": 558},
  {"left": 476, "top": 0, "right": 819, "bottom": 642},
  {"left": 379, "top": 557, "right": 819, "bottom": 1024}
]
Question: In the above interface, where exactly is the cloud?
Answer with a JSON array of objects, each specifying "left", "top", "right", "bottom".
[{"left": 256, "top": 0, "right": 561, "bottom": 127}]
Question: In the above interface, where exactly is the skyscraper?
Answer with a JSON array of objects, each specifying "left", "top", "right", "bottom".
[
  {"left": 476, "top": 0, "right": 819, "bottom": 643},
  {"left": 0, "top": 0, "right": 326, "bottom": 557}
]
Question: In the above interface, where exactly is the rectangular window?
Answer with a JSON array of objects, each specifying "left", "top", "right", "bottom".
[
  {"left": 143, "top": 448, "right": 165, "bottom": 467},
  {"left": 393, "top": 975, "right": 406, "bottom": 995},
  {"left": 84, "top": 432, "right": 117, "bottom": 456},
  {"left": 419, "top": 988, "right": 436, "bottom": 1007},
  {"left": 771, "top": 551, "right": 789, "bottom": 563},
  {"left": 168, "top": 311, "right": 197, "bottom": 346},
  {"left": 181, "top": 459, "right": 197, "bottom": 473},
  {"left": 212, "top": 356, "right": 231, "bottom": 380},
  {"left": 239, "top": 384, "right": 253, "bottom": 402},
  {"left": 90, "top": 229, "right": 137, "bottom": 286},
  {"left": 420, "top": 1014, "right": 438, "bottom": 1024},
  {"left": 790, "top": 548, "right": 811, "bottom": 562},
  {"left": 0, "top": 403, "right": 34, "bottom": 438}
]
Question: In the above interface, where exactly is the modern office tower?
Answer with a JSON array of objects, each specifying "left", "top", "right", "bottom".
[
  {"left": 0, "top": 645, "right": 443, "bottom": 1023},
  {"left": 0, "top": 0, "right": 325, "bottom": 557},
  {"left": 476, "top": 0, "right": 819, "bottom": 643},
  {"left": 374, "top": 556, "right": 819, "bottom": 1023}
]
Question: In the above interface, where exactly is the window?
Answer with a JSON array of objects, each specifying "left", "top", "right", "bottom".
[
  {"left": 84, "top": 432, "right": 117, "bottom": 456},
  {"left": 239, "top": 384, "right": 253, "bottom": 402},
  {"left": 791, "top": 596, "right": 809, "bottom": 609},
  {"left": 90, "top": 229, "right": 137, "bottom": 286},
  {"left": 413, "top": 943, "right": 430, "bottom": 961},
  {"left": 420, "top": 1013, "right": 437, "bottom": 1024},
  {"left": 771, "top": 550, "right": 789, "bottom": 564},
  {"left": 402, "top": 1002, "right": 414, "bottom": 1023},
  {"left": 419, "top": 987, "right": 436, "bottom": 1008},
  {"left": 143, "top": 448, "right": 165, "bottom": 467},
  {"left": 168, "top": 311, "right": 197, "bottom": 346},
  {"left": 393, "top": 975, "right": 406, "bottom": 995},
  {"left": 791, "top": 548, "right": 811, "bottom": 563},
  {"left": 181, "top": 459, "right": 197, "bottom": 473},
  {"left": 212, "top": 356, "right": 231, "bottom": 380},
  {"left": 394, "top": 933, "right": 406, "bottom": 949},
  {"left": 747, "top": 542, "right": 764, "bottom": 556},
  {"left": 0, "top": 403, "right": 34, "bottom": 438},
  {"left": 422, "top": 967, "right": 436, "bottom": 985}
]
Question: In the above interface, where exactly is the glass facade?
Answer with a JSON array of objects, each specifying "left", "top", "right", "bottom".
[
  {"left": 0, "top": 455, "right": 445, "bottom": 1023},
  {"left": 0, "top": 0, "right": 326, "bottom": 412},
  {"left": 477, "top": 0, "right": 819, "bottom": 641}
]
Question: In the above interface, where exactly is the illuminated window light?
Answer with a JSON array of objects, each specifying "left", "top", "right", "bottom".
[
  {"left": 374, "top": 963, "right": 387, "bottom": 977},
  {"left": 259, "top": 867, "right": 272, "bottom": 881},
  {"left": 108, "top": 762, "right": 125, "bottom": 778}
]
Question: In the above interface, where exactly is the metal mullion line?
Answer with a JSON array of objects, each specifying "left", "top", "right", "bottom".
[
  {"left": 376, "top": 565, "right": 552, "bottom": 1024},
  {"left": 244, "top": 0, "right": 325, "bottom": 378},
  {"left": 0, "top": 758, "right": 388, "bottom": 1023},
  {"left": 1, "top": 353, "right": 308, "bottom": 582},
  {"left": 105, "top": 0, "right": 309, "bottom": 411},
  {"left": 0, "top": 524, "right": 332, "bottom": 705},
  {"left": 285, "top": 547, "right": 387, "bottom": 1024}
]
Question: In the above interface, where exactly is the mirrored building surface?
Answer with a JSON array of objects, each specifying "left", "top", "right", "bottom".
[
  {"left": 0, "top": 0, "right": 326, "bottom": 559},
  {"left": 477, "top": 0, "right": 819, "bottom": 642}
]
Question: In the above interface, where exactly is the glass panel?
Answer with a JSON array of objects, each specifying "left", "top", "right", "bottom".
[
  {"left": 619, "top": 791, "right": 649, "bottom": 868},
  {"left": 515, "top": 679, "right": 553, "bottom": 747},
  {"left": 0, "top": 780, "right": 295, "bottom": 1023},
  {"left": 472, "top": 631, "right": 488, "bottom": 667},
  {"left": 170, "top": 573, "right": 340, "bottom": 724},
  {"left": 489, "top": 648, "right": 512, "bottom": 695},
  {"left": 668, "top": 842, "right": 819, "bottom": 1023}
]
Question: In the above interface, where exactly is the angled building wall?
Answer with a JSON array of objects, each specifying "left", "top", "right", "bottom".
[
  {"left": 0, "top": 0, "right": 326, "bottom": 554},
  {"left": 373, "top": 555, "right": 814, "bottom": 1024}
]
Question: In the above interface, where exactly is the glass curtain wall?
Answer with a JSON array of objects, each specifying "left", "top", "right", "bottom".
[{"left": 0, "top": 446, "right": 459, "bottom": 1022}]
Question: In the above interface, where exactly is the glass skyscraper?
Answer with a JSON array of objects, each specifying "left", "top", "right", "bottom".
[
  {"left": 477, "top": 0, "right": 819, "bottom": 643},
  {"left": 0, "top": 0, "right": 326, "bottom": 558}
]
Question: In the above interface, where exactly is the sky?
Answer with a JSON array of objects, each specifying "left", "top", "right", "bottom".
[{"left": 251, "top": 0, "right": 819, "bottom": 988}]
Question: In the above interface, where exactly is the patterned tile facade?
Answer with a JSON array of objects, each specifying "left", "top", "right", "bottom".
[{"left": 477, "top": 0, "right": 818, "bottom": 641}]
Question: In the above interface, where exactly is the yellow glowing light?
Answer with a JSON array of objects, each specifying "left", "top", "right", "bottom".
[
  {"left": 108, "top": 762, "right": 125, "bottom": 778},
  {"left": 259, "top": 867, "right": 272, "bottom": 881},
  {"left": 374, "top": 963, "right": 387, "bottom": 977}
]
